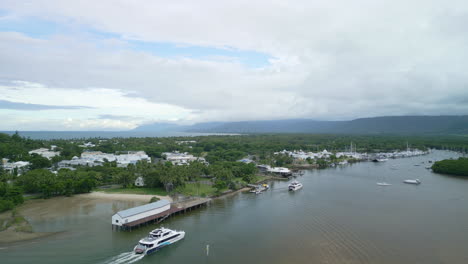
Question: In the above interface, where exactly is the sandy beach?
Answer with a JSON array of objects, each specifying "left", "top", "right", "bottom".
[{"left": 82, "top": 191, "right": 173, "bottom": 202}]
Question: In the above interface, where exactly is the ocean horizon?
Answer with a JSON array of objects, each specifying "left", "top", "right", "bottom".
[{"left": 0, "top": 131, "right": 232, "bottom": 140}]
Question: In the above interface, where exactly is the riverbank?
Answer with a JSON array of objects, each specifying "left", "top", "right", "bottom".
[
  {"left": 0, "top": 191, "right": 174, "bottom": 245},
  {"left": 0, "top": 210, "right": 55, "bottom": 245},
  {"left": 2, "top": 175, "right": 287, "bottom": 245}
]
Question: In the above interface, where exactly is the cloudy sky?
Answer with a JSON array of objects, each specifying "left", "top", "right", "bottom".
[{"left": 1, "top": 0, "right": 468, "bottom": 130}]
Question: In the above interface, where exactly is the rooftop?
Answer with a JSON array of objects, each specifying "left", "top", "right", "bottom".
[{"left": 116, "top": 199, "right": 170, "bottom": 218}]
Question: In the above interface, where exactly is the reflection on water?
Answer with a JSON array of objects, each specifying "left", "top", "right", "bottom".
[{"left": 2, "top": 150, "right": 468, "bottom": 264}]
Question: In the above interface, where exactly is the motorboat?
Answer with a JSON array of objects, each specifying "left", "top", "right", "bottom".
[
  {"left": 288, "top": 180, "right": 303, "bottom": 191},
  {"left": 250, "top": 184, "right": 268, "bottom": 194},
  {"left": 134, "top": 227, "right": 185, "bottom": 255},
  {"left": 403, "top": 179, "right": 421, "bottom": 185},
  {"left": 372, "top": 157, "right": 388, "bottom": 162},
  {"left": 376, "top": 182, "right": 392, "bottom": 186},
  {"left": 250, "top": 188, "right": 262, "bottom": 194}
]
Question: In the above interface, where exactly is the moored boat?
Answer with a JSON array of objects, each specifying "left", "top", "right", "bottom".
[
  {"left": 134, "top": 227, "right": 185, "bottom": 255},
  {"left": 403, "top": 179, "right": 421, "bottom": 185},
  {"left": 376, "top": 182, "right": 391, "bottom": 186}
]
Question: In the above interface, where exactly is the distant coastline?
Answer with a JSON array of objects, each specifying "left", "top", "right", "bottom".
[{"left": 0, "top": 131, "right": 238, "bottom": 140}]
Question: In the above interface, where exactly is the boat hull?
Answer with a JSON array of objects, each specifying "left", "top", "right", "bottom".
[
  {"left": 289, "top": 185, "right": 303, "bottom": 191},
  {"left": 134, "top": 232, "right": 185, "bottom": 255},
  {"left": 403, "top": 180, "right": 421, "bottom": 185}
]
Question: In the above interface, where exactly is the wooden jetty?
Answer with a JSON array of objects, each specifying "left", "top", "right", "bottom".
[{"left": 113, "top": 198, "right": 211, "bottom": 231}]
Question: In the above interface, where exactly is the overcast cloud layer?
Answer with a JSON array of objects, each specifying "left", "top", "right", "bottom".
[{"left": 1, "top": 0, "right": 468, "bottom": 130}]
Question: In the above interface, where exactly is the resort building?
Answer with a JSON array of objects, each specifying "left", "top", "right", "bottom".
[
  {"left": 1, "top": 158, "right": 30, "bottom": 175},
  {"left": 57, "top": 151, "right": 151, "bottom": 168},
  {"left": 163, "top": 151, "right": 207, "bottom": 165},
  {"left": 28, "top": 148, "right": 60, "bottom": 160}
]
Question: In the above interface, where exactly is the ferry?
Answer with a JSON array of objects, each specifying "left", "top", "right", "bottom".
[
  {"left": 288, "top": 180, "right": 303, "bottom": 191},
  {"left": 134, "top": 227, "right": 185, "bottom": 255}
]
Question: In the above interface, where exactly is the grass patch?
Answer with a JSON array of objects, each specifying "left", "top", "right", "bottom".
[
  {"left": 175, "top": 183, "right": 217, "bottom": 197},
  {"left": 96, "top": 187, "right": 168, "bottom": 196},
  {"left": 15, "top": 224, "right": 33, "bottom": 233},
  {"left": 253, "top": 175, "right": 269, "bottom": 183}
]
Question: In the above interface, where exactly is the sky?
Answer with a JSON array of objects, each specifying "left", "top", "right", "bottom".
[{"left": 1, "top": 0, "right": 468, "bottom": 131}]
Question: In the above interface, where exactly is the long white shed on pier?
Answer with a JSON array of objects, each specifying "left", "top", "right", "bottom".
[{"left": 112, "top": 199, "right": 170, "bottom": 226}]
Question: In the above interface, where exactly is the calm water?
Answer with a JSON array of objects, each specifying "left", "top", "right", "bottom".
[{"left": 2, "top": 150, "right": 468, "bottom": 264}]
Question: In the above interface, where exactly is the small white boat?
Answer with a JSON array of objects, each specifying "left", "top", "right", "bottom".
[
  {"left": 403, "top": 179, "right": 421, "bottom": 185},
  {"left": 376, "top": 182, "right": 392, "bottom": 186},
  {"left": 134, "top": 227, "right": 185, "bottom": 255},
  {"left": 288, "top": 180, "right": 303, "bottom": 191}
]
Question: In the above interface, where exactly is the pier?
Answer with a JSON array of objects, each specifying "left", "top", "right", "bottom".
[{"left": 112, "top": 198, "right": 211, "bottom": 231}]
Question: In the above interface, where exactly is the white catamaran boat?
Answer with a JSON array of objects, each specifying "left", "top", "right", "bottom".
[
  {"left": 288, "top": 180, "right": 303, "bottom": 191},
  {"left": 403, "top": 179, "right": 421, "bottom": 185},
  {"left": 134, "top": 227, "right": 185, "bottom": 255}
]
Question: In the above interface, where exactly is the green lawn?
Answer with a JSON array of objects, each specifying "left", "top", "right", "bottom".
[
  {"left": 175, "top": 183, "right": 217, "bottom": 197},
  {"left": 96, "top": 187, "right": 168, "bottom": 196}
]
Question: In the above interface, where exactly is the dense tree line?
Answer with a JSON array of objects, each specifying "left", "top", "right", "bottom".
[
  {"left": 432, "top": 158, "right": 468, "bottom": 176},
  {"left": 2, "top": 132, "right": 468, "bottom": 211},
  {"left": 15, "top": 169, "right": 97, "bottom": 198}
]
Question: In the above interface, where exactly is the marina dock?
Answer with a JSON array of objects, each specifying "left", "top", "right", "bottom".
[{"left": 112, "top": 198, "right": 211, "bottom": 231}]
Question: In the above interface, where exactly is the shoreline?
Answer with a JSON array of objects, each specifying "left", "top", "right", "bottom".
[
  {"left": 0, "top": 210, "right": 57, "bottom": 246},
  {"left": 0, "top": 176, "right": 287, "bottom": 245},
  {"left": 81, "top": 191, "right": 173, "bottom": 203},
  {"left": 0, "top": 191, "right": 173, "bottom": 245}
]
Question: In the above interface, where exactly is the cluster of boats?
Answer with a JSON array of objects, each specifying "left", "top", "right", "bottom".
[
  {"left": 134, "top": 227, "right": 185, "bottom": 255},
  {"left": 376, "top": 179, "right": 421, "bottom": 186},
  {"left": 249, "top": 183, "right": 270, "bottom": 194},
  {"left": 249, "top": 180, "right": 303, "bottom": 194},
  {"left": 134, "top": 180, "right": 304, "bottom": 256}
]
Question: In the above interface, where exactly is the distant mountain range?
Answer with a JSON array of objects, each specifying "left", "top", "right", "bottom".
[{"left": 134, "top": 116, "right": 468, "bottom": 135}]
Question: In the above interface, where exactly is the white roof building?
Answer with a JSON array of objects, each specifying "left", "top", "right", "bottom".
[
  {"left": 79, "top": 142, "right": 96, "bottom": 148},
  {"left": 2, "top": 161, "right": 30, "bottom": 174},
  {"left": 29, "top": 148, "right": 60, "bottom": 160},
  {"left": 163, "top": 152, "right": 207, "bottom": 165},
  {"left": 112, "top": 200, "right": 170, "bottom": 226},
  {"left": 57, "top": 151, "right": 150, "bottom": 168}
]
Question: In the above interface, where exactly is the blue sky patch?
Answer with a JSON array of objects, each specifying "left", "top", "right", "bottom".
[{"left": 0, "top": 100, "right": 92, "bottom": 111}]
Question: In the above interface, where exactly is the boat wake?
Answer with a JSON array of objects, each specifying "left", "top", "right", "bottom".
[{"left": 101, "top": 251, "right": 144, "bottom": 264}]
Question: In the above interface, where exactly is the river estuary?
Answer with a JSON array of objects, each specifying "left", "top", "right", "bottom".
[{"left": 1, "top": 150, "right": 467, "bottom": 264}]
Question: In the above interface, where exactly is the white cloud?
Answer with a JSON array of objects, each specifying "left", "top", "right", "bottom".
[
  {"left": 0, "top": 81, "right": 193, "bottom": 130},
  {"left": 1, "top": 0, "right": 468, "bottom": 130}
]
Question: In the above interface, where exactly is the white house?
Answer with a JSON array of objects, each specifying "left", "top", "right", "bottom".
[
  {"left": 79, "top": 142, "right": 96, "bottom": 148},
  {"left": 135, "top": 176, "right": 145, "bottom": 187},
  {"left": 2, "top": 160, "right": 30, "bottom": 175},
  {"left": 112, "top": 200, "right": 170, "bottom": 226}
]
